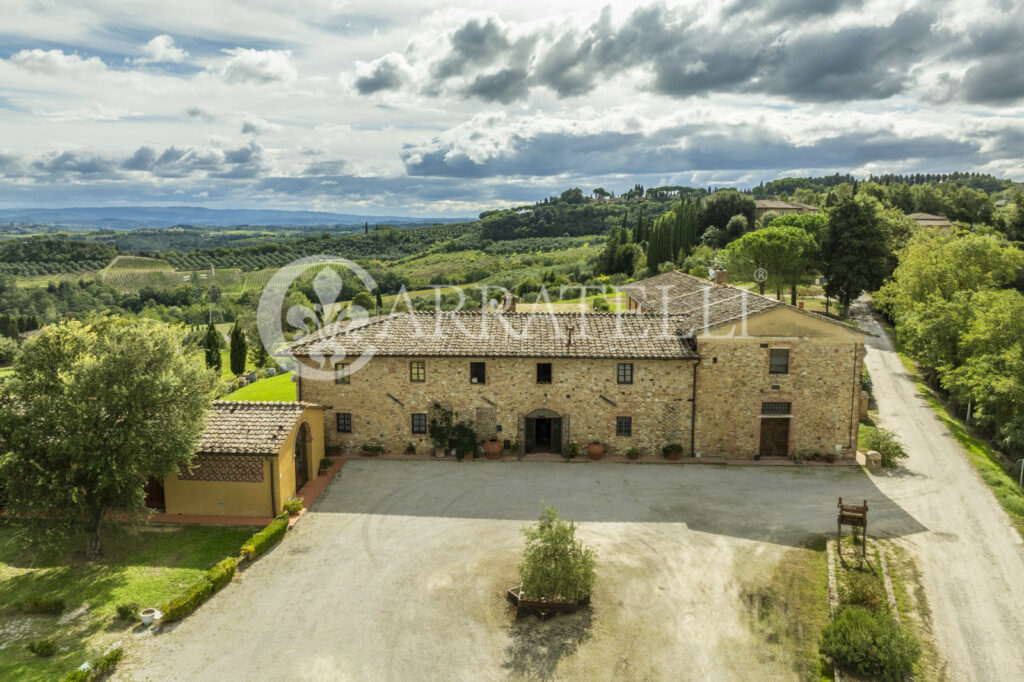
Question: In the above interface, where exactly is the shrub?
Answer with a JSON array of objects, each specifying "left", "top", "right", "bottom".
[
  {"left": 564, "top": 441, "right": 580, "bottom": 459},
  {"left": 405, "top": 442, "right": 416, "bottom": 455},
  {"left": 92, "top": 648, "right": 124, "bottom": 676},
  {"left": 592, "top": 297, "right": 610, "bottom": 312},
  {"left": 161, "top": 579, "right": 214, "bottom": 623},
  {"left": 115, "top": 602, "right": 140, "bottom": 621},
  {"left": 241, "top": 517, "right": 289, "bottom": 560},
  {"left": 283, "top": 498, "right": 303, "bottom": 516},
  {"left": 27, "top": 637, "right": 57, "bottom": 657},
  {"left": 360, "top": 442, "right": 384, "bottom": 455},
  {"left": 819, "top": 607, "right": 920, "bottom": 681},
  {"left": 861, "top": 428, "right": 908, "bottom": 467},
  {"left": 62, "top": 671, "right": 89, "bottom": 682},
  {"left": 319, "top": 457, "right": 332, "bottom": 470},
  {"left": 840, "top": 571, "right": 884, "bottom": 611},
  {"left": 15, "top": 596, "right": 65, "bottom": 614},
  {"left": 662, "top": 443, "right": 684, "bottom": 458},
  {"left": 206, "top": 557, "right": 238, "bottom": 591},
  {"left": 519, "top": 505, "right": 597, "bottom": 602},
  {"left": 626, "top": 447, "right": 641, "bottom": 460}
]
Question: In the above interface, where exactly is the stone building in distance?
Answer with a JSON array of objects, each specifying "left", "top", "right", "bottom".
[{"left": 289, "top": 271, "right": 866, "bottom": 460}]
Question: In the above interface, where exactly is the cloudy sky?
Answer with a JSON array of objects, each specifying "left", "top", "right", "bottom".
[{"left": 0, "top": 0, "right": 1022, "bottom": 216}]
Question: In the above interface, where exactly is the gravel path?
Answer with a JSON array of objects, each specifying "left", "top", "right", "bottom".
[
  {"left": 855, "top": 301, "right": 1024, "bottom": 681},
  {"left": 116, "top": 460, "right": 918, "bottom": 681}
]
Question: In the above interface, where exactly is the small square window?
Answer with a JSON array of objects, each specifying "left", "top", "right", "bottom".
[
  {"left": 470, "top": 362, "right": 486, "bottom": 384},
  {"left": 336, "top": 412, "right": 352, "bottom": 433},
  {"left": 536, "top": 362, "right": 552, "bottom": 384},
  {"left": 411, "top": 413, "right": 427, "bottom": 434},
  {"left": 617, "top": 363, "right": 633, "bottom": 384},
  {"left": 410, "top": 360, "right": 425, "bottom": 382},
  {"left": 769, "top": 348, "right": 790, "bottom": 375},
  {"left": 761, "top": 402, "right": 792, "bottom": 415},
  {"left": 335, "top": 363, "right": 350, "bottom": 384},
  {"left": 616, "top": 416, "right": 632, "bottom": 436}
]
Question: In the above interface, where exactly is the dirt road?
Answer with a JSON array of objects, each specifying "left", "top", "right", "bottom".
[{"left": 856, "top": 302, "right": 1024, "bottom": 680}]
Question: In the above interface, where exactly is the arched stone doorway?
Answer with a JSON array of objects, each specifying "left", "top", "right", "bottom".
[
  {"left": 524, "top": 408, "right": 562, "bottom": 454},
  {"left": 294, "top": 422, "right": 311, "bottom": 490}
]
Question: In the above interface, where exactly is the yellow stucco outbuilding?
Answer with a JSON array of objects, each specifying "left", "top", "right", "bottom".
[{"left": 156, "top": 401, "right": 325, "bottom": 518}]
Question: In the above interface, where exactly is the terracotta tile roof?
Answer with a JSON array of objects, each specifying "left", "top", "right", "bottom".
[
  {"left": 621, "top": 271, "right": 868, "bottom": 336},
  {"left": 196, "top": 401, "right": 320, "bottom": 455},
  {"left": 288, "top": 311, "right": 698, "bottom": 360},
  {"left": 755, "top": 199, "right": 818, "bottom": 211},
  {"left": 907, "top": 212, "right": 951, "bottom": 226}
]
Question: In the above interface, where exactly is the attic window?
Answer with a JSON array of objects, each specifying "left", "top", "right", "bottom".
[
  {"left": 470, "top": 362, "right": 486, "bottom": 384},
  {"left": 617, "top": 363, "right": 633, "bottom": 384},
  {"left": 536, "top": 362, "right": 552, "bottom": 384},
  {"left": 769, "top": 348, "right": 790, "bottom": 375},
  {"left": 335, "top": 363, "right": 350, "bottom": 384}
]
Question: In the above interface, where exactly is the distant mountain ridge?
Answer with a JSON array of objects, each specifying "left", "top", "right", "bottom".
[{"left": 0, "top": 206, "right": 470, "bottom": 230}]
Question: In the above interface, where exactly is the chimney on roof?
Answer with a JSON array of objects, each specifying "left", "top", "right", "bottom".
[
  {"left": 715, "top": 268, "right": 728, "bottom": 285},
  {"left": 502, "top": 292, "right": 517, "bottom": 313}
]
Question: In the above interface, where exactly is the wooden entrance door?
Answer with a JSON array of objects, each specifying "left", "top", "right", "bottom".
[
  {"left": 143, "top": 477, "right": 165, "bottom": 511},
  {"left": 294, "top": 423, "right": 309, "bottom": 490},
  {"left": 759, "top": 418, "right": 790, "bottom": 458},
  {"left": 524, "top": 413, "right": 562, "bottom": 454}
]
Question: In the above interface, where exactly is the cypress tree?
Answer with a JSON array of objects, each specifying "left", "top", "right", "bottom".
[
  {"left": 375, "top": 289, "right": 383, "bottom": 311},
  {"left": 229, "top": 321, "right": 247, "bottom": 376},
  {"left": 204, "top": 321, "right": 222, "bottom": 372}
]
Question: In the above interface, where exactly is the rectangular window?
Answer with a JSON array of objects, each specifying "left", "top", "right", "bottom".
[
  {"left": 761, "top": 402, "right": 792, "bottom": 416},
  {"left": 536, "top": 362, "right": 552, "bottom": 384},
  {"left": 410, "top": 360, "right": 425, "bottom": 382},
  {"left": 617, "top": 362, "right": 633, "bottom": 384},
  {"left": 769, "top": 348, "right": 790, "bottom": 375},
  {"left": 411, "top": 413, "right": 427, "bottom": 434},
  {"left": 335, "top": 363, "right": 350, "bottom": 384},
  {"left": 470, "top": 362, "right": 486, "bottom": 384},
  {"left": 336, "top": 412, "right": 352, "bottom": 432},
  {"left": 616, "top": 416, "right": 632, "bottom": 436}
]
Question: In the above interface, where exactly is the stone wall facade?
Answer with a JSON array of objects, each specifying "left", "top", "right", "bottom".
[
  {"left": 694, "top": 337, "right": 863, "bottom": 458},
  {"left": 298, "top": 356, "right": 696, "bottom": 457}
]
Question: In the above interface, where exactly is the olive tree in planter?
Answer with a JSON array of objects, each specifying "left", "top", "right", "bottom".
[{"left": 518, "top": 505, "right": 596, "bottom": 604}]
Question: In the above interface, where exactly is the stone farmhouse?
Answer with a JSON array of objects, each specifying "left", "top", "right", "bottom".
[
  {"left": 289, "top": 270, "right": 867, "bottom": 461},
  {"left": 754, "top": 199, "right": 819, "bottom": 223}
]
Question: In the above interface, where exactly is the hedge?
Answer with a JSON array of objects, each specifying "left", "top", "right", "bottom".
[
  {"left": 13, "top": 596, "right": 66, "bottom": 614},
  {"left": 61, "top": 648, "right": 123, "bottom": 681},
  {"left": 819, "top": 606, "right": 920, "bottom": 681},
  {"left": 160, "top": 578, "right": 214, "bottom": 623},
  {"left": 206, "top": 557, "right": 238, "bottom": 591},
  {"left": 240, "top": 517, "right": 288, "bottom": 560}
]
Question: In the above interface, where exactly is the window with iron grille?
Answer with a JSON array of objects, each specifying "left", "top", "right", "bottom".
[
  {"left": 410, "top": 361, "right": 425, "bottom": 382},
  {"left": 336, "top": 412, "right": 352, "bottom": 432},
  {"left": 761, "top": 402, "right": 792, "bottom": 415},
  {"left": 470, "top": 362, "right": 486, "bottom": 384},
  {"left": 411, "top": 413, "right": 427, "bottom": 434},
  {"left": 616, "top": 416, "right": 632, "bottom": 436},
  {"left": 335, "top": 363, "right": 350, "bottom": 384},
  {"left": 769, "top": 348, "right": 790, "bottom": 375},
  {"left": 536, "top": 362, "right": 552, "bottom": 384},
  {"left": 617, "top": 363, "right": 633, "bottom": 384}
]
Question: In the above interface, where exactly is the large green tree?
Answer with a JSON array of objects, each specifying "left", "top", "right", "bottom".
[
  {"left": 700, "top": 189, "right": 756, "bottom": 234},
  {"left": 0, "top": 319, "right": 215, "bottom": 558},
  {"left": 721, "top": 226, "right": 814, "bottom": 297},
  {"left": 820, "top": 197, "right": 896, "bottom": 314}
]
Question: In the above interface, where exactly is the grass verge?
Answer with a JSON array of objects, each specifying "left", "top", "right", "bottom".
[
  {"left": 0, "top": 521, "right": 253, "bottom": 681},
  {"left": 224, "top": 371, "right": 296, "bottom": 401},
  {"left": 741, "top": 535, "right": 832, "bottom": 681}
]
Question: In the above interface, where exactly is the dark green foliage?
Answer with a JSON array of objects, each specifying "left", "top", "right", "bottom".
[
  {"left": 820, "top": 197, "right": 895, "bottom": 311},
  {"left": 819, "top": 607, "right": 920, "bottom": 681},
  {"left": 115, "top": 601, "right": 140, "bottom": 621},
  {"left": 647, "top": 200, "right": 700, "bottom": 268},
  {"left": 205, "top": 556, "right": 238, "bottom": 590},
  {"left": 91, "top": 647, "right": 124, "bottom": 676},
  {"left": 0, "top": 237, "right": 116, "bottom": 275},
  {"left": 320, "top": 456, "right": 333, "bottom": 469},
  {"left": 203, "top": 321, "right": 222, "bottom": 370},
  {"left": 700, "top": 190, "right": 756, "bottom": 234},
  {"left": 840, "top": 571, "right": 884, "bottom": 610},
  {"left": 598, "top": 225, "right": 640, "bottom": 275},
  {"left": 626, "top": 447, "right": 641, "bottom": 460},
  {"left": 26, "top": 637, "right": 57, "bottom": 657},
  {"left": 12, "top": 596, "right": 66, "bottom": 614},
  {"left": 62, "top": 671, "right": 89, "bottom": 682},
  {"left": 662, "top": 443, "right": 684, "bottom": 458},
  {"left": 229, "top": 322, "right": 247, "bottom": 376},
  {"left": 160, "top": 578, "right": 214, "bottom": 622},
  {"left": 240, "top": 517, "right": 289, "bottom": 560},
  {"left": 861, "top": 428, "right": 909, "bottom": 468},
  {"left": 480, "top": 196, "right": 678, "bottom": 241}
]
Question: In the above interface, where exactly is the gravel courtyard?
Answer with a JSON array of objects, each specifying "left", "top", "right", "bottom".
[{"left": 118, "top": 460, "right": 923, "bottom": 681}]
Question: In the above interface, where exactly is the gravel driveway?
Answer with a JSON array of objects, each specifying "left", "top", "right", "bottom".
[
  {"left": 855, "top": 302, "right": 1024, "bottom": 681},
  {"left": 118, "top": 458, "right": 923, "bottom": 682}
]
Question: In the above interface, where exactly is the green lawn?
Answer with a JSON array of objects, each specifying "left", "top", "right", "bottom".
[
  {"left": 223, "top": 371, "right": 296, "bottom": 401},
  {"left": 0, "top": 521, "right": 253, "bottom": 681}
]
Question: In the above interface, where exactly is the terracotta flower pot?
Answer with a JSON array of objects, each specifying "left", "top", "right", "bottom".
[
  {"left": 434, "top": 447, "right": 445, "bottom": 458},
  {"left": 484, "top": 439, "right": 502, "bottom": 459},
  {"left": 667, "top": 451, "right": 681, "bottom": 461},
  {"left": 825, "top": 454, "right": 836, "bottom": 463},
  {"left": 587, "top": 442, "right": 604, "bottom": 460}
]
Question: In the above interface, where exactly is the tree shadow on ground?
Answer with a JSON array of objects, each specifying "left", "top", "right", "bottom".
[{"left": 502, "top": 607, "right": 593, "bottom": 680}]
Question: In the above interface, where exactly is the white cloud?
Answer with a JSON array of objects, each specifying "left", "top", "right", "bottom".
[
  {"left": 9, "top": 48, "right": 106, "bottom": 75},
  {"left": 42, "top": 104, "right": 143, "bottom": 122},
  {"left": 220, "top": 48, "right": 297, "bottom": 85},
  {"left": 132, "top": 35, "right": 188, "bottom": 64}
]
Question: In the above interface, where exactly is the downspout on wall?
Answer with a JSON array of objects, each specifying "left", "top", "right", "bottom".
[{"left": 689, "top": 358, "right": 699, "bottom": 456}]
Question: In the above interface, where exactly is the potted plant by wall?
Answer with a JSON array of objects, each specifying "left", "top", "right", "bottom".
[
  {"left": 405, "top": 442, "right": 417, "bottom": 455},
  {"left": 484, "top": 438, "right": 502, "bottom": 459},
  {"left": 452, "top": 420, "right": 478, "bottom": 461},
  {"left": 662, "top": 443, "right": 684, "bottom": 461},
  {"left": 140, "top": 608, "right": 158, "bottom": 626},
  {"left": 429, "top": 403, "right": 454, "bottom": 458},
  {"left": 587, "top": 441, "right": 604, "bottom": 460},
  {"left": 626, "top": 447, "right": 641, "bottom": 460},
  {"left": 318, "top": 458, "right": 332, "bottom": 475},
  {"left": 564, "top": 442, "right": 580, "bottom": 460}
]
